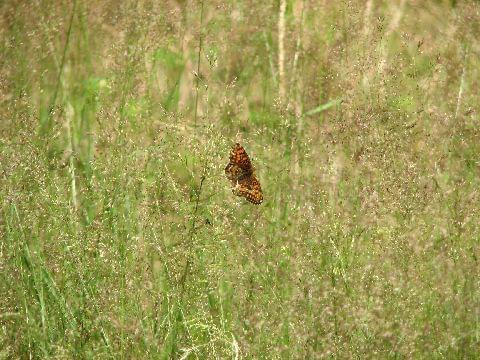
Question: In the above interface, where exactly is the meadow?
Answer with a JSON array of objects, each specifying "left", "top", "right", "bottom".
[{"left": 1, "top": 0, "right": 479, "bottom": 358}]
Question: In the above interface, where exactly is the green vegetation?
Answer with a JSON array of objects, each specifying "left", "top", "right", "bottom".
[{"left": 1, "top": 1, "right": 479, "bottom": 358}]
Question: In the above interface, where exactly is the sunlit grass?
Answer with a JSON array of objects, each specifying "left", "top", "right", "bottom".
[{"left": 1, "top": 1, "right": 479, "bottom": 358}]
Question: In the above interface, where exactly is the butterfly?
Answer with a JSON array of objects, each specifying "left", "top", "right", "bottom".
[{"left": 225, "top": 143, "right": 263, "bottom": 204}]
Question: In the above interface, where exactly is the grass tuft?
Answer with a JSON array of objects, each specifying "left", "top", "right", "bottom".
[{"left": 1, "top": 1, "right": 479, "bottom": 358}]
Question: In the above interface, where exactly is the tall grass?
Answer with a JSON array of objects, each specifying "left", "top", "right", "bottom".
[{"left": 1, "top": 0, "right": 479, "bottom": 358}]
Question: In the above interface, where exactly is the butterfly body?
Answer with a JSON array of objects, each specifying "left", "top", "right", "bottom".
[{"left": 225, "top": 143, "right": 263, "bottom": 204}]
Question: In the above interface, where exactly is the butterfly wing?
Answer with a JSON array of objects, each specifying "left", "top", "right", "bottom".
[
  {"left": 225, "top": 143, "right": 263, "bottom": 204},
  {"left": 228, "top": 143, "right": 253, "bottom": 175},
  {"left": 234, "top": 175, "right": 263, "bottom": 204}
]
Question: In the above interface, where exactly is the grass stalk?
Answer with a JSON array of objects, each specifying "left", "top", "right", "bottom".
[
  {"left": 193, "top": 0, "right": 205, "bottom": 128},
  {"left": 48, "top": 0, "right": 76, "bottom": 117},
  {"left": 455, "top": 47, "right": 468, "bottom": 120},
  {"left": 278, "top": 0, "right": 287, "bottom": 103}
]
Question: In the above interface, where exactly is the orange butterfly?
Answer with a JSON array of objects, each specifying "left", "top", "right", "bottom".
[{"left": 225, "top": 143, "right": 263, "bottom": 204}]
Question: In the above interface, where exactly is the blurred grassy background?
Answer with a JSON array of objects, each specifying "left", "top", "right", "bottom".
[{"left": 1, "top": 0, "right": 479, "bottom": 358}]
